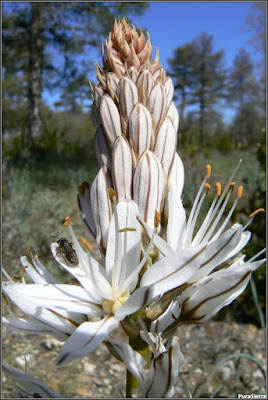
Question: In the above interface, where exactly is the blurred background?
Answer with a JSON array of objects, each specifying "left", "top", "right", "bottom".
[{"left": 2, "top": 0, "right": 266, "bottom": 341}]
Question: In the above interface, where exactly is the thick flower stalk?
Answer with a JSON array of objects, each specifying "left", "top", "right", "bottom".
[{"left": 3, "top": 17, "right": 266, "bottom": 399}]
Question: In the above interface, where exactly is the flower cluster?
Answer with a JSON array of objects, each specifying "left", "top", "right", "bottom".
[{"left": 3, "top": 18, "right": 266, "bottom": 398}]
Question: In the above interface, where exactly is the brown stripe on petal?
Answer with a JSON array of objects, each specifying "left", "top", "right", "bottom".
[
  {"left": 182, "top": 270, "right": 251, "bottom": 321},
  {"left": 198, "top": 230, "right": 237, "bottom": 270}
]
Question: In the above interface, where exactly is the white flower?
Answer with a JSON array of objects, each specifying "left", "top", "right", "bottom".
[
  {"left": 3, "top": 363, "right": 62, "bottom": 398},
  {"left": 132, "top": 161, "right": 266, "bottom": 320},
  {"left": 3, "top": 199, "right": 155, "bottom": 366}
]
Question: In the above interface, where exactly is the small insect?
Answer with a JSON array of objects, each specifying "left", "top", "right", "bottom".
[{"left": 52, "top": 236, "right": 79, "bottom": 266}]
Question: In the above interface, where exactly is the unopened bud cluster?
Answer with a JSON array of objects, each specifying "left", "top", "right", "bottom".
[{"left": 78, "top": 18, "right": 183, "bottom": 252}]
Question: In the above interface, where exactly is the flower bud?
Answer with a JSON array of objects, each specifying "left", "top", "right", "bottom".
[
  {"left": 90, "top": 166, "right": 112, "bottom": 251},
  {"left": 94, "top": 127, "right": 111, "bottom": 170},
  {"left": 154, "top": 117, "right": 177, "bottom": 177},
  {"left": 100, "top": 94, "right": 122, "bottom": 146},
  {"left": 128, "top": 103, "right": 152, "bottom": 158},
  {"left": 164, "top": 77, "right": 174, "bottom": 109},
  {"left": 133, "top": 150, "right": 164, "bottom": 229},
  {"left": 117, "top": 77, "right": 138, "bottom": 122},
  {"left": 168, "top": 152, "right": 184, "bottom": 197},
  {"left": 147, "top": 82, "right": 166, "bottom": 128},
  {"left": 167, "top": 102, "right": 179, "bottom": 133},
  {"left": 112, "top": 136, "right": 133, "bottom": 201},
  {"left": 136, "top": 69, "right": 153, "bottom": 105}
]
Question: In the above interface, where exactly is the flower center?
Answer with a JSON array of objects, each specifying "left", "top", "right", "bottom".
[{"left": 102, "top": 290, "right": 130, "bottom": 315}]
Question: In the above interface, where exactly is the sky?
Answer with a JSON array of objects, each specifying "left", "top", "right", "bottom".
[{"left": 42, "top": 1, "right": 264, "bottom": 121}]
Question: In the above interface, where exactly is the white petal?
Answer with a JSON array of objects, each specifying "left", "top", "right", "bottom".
[
  {"left": 3, "top": 282, "right": 87, "bottom": 334},
  {"left": 112, "top": 136, "right": 133, "bottom": 201},
  {"left": 166, "top": 185, "right": 186, "bottom": 251},
  {"left": 154, "top": 117, "right": 177, "bottom": 177},
  {"left": 51, "top": 243, "right": 102, "bottom": 304},
  {"left": 179, "top": 262, "right": 258, "bottom": 322},
  {"left": 4, "top": 282, "right": 102, "bottom": 316},
  {"left": 221, "top": 229, "right": 251, "bottom": 263},
  {"left": 115, "top": 285, "right": 154, "bottom": 320},
  {"left": 138, "top": 337, "right": 184, "bottom": 398},
  {"left": 106, "top": 339, "right": 147, "bottom": 381},
  {"left": 188, "top": 224, "right": 243, "bottom": 283},
  {"left": 167, "top": 102, "right": 179, "bottom": 133},
  {"left": 3, "top": 363, "right": 63, "bottom": 398},
  {"left": 128, "top": 103, "right": 152, "bottom": 158},
  {"left": 56, "top": 316, "right": 119, "bottom": 366},
  {"left": 169, "top": 152, "right": 184, "bottom": 197},
  {"left": 105, "top": 200, "right": 141, "bottom": 290},
  {"left": 3, "top": 316, "right": 68, "bottom": 341}
]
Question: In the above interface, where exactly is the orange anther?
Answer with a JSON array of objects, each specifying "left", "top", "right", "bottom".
[
  {"left": 154, "top": 210, "right": 161, "bottom": 228},
  {"left": 64, "top": 216, "right": 73, "bottom": 226},
  {"left": 215, "top": 182, "right": 221, "bottom": 196},
  {"left": 237, "top": 186, "right": 243, "bottom": 199},
  {"left": 206, "top": 164, "right": 211, "bottom": 179},
  {"left": 229, "top": 182, "right": 236, "bottom": 192},
  {"left": 78, "top": 238, "right": 92, "bottom": 252},
  {"left": 108, "top": 188, "right": 116, "bottom": 203},
  {"left": 204, "top": 183, "right": 211, "bottom": 194},
  {"left": 250, "top": 208, "right": 265, "bottom": 218},
  {"left": 119, "top": 227, "right": 137, "bottom": 233}
]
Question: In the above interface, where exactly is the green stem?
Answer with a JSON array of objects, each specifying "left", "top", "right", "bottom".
[{"left": 126, "top": 334, "right": 151, "bottom": 398}]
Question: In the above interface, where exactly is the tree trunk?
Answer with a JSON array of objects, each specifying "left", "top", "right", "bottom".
[{"left": 27, "top": 3, "right": 44, "bottom": 143}]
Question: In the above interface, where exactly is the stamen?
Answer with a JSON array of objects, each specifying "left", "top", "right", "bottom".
[
  {"left": 197, "top": 160, "right": 242, "bottom": 243},
  {"left": 154, "top": 210, "right": 161, "bottom": 228},
  {"left": 63, "top": 216, "right": 73, "bottom": 226},
  {"left": 229, "top": 182, "right": 236, "bottom": 192},
  {"left": 204, "top": 183, "right": 211, "bottom": 194},
  {"left": 185, "top": 185, "right": 208, "bottom": 246},
  {"left": 184, "top": 166, "right": 210, "bottom": 243},
  {"left": 237, "top": 186, "right": 243, "bottom": 199},
  {"left": 250, "top": 208, "right": 265, "bottom": 218},
  {"left": 78, "top": 238, "right": 92, "bottom": 252},
  {"left": 28, "top": 247, "right": 34, "bottom": 259},
  {"left": 243, "top": 208, "right": 265, "bottom": 231},
  {"left": 119, "top": 227, "right": 137, "bottom": 232},
  {"left": 216, "top": 182, "right": 221, "bottom": 196},
  {"left": 2, "top": 268, "right": 13, "bottom": 282},
  {"left": 248, "top": 248, "right": 266, "bottom": 263},
  {"left": 206, "top": 164, "right": 211, "bottom": 179}
]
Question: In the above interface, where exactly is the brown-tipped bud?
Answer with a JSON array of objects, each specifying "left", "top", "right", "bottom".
[
  {"left": 164, "top": 77, "right": 174, "bottom": 109},
  {"left": 94, "top": 127, "right": 111, "bottom": 170},
  {"left": 106, "top": 72, "right": 120, "bottom": 100},
  {"left": 147, "top": 83, "right": 167, "bottom": 127},
  {"left": 154, "top": 117, "right": 177, "bottom": 177},
  {"left": 133, "top": 150, "right": 164, "bottom": 230},
  {"left": 111, "top": 136, "right": 133, "bottom": 201},
  {"left": 136, "top": 69, "right": 153, "bottom": 105},
  {"left": 169, "top": 153, "right": 185, "bottom": 197},
  {"left": 91, "top": 103, "right": 102, "bottom": 128},
  {"left": 100, "top": 94, "right": 122, "bottom": 146},
  {"left": 120, "top": 318, "right": 140, "bottom": 339},
  {"left": 116, "top": 77, "right": 138, "bottom": 121},
  {"left": 90, "top": 166, "right": 112, "bottom": 251},
  {"left": 128, "top": 103, "right": 152, "bottom": 158},
  {"left": 167, "top": 102, "right": 179, "bottom": 134}
]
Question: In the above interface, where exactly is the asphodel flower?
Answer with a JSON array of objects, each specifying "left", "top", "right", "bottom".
[{"left": 3, "top": 207, "right": 156, "bottom": 366}]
